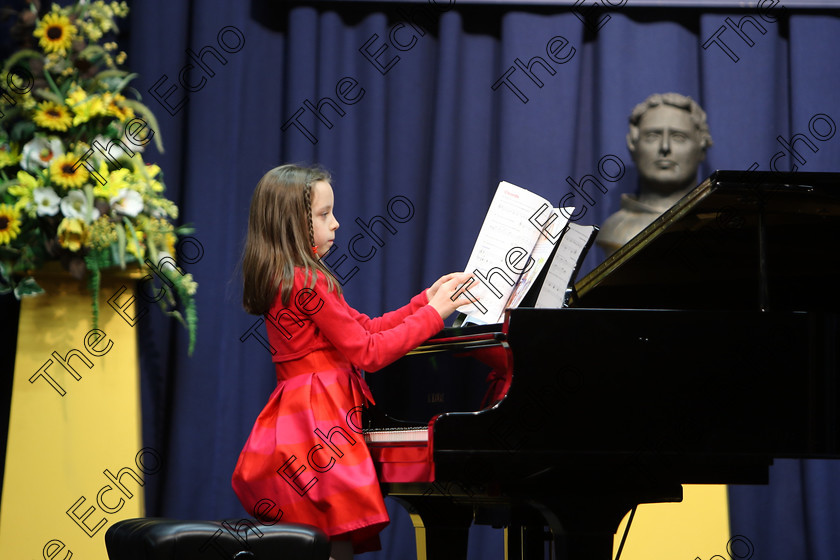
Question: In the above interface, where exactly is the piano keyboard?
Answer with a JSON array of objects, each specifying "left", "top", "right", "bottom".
[{"left": 363, "top": 427, "right": 429, "bottom": 443}]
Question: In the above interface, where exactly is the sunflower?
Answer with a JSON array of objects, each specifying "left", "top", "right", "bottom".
[
  {"left": 0, "top": 204, "right": 22, "bottom": 245},
  {"left": 33, "top": 101, "right": 73, "bottom": 132},
  {"left": 50, "top": 153, "right": 90, "bottom": 189},
  {"left": 33, "top": 12, "right": 77, "bottom": 55},
  {"left": 104, "top": 93, "right": 135, "bottom": 121}
]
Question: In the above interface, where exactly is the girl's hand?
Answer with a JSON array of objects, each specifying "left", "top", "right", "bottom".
[
  {"left": 428, "top": 273, "right": 478, "bottom": 320},
  {"left": 426, "top": 272, "right": 463, "bottom": 301}
]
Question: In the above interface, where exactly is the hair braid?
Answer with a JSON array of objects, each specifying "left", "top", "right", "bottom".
[{"left": 303, "top": 180, "right": 315, "bottom": 249}]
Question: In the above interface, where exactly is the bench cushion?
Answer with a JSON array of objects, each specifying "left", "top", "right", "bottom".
[{"left": 104, "top": 518, "right": 330, "bottom": 560}]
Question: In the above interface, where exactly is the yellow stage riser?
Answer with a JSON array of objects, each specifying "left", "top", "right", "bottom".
[
  {"left": 0, "top": 270, "right": 146, "bottom": 559},
  {"left": 613, "top": 484, "right": 730, "bottom": 560}
]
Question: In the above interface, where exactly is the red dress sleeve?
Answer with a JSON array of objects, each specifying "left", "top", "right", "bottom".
[
  {"left": 347, "top": 292, "right": 431, "bottom": 332},
  {"left": 297, "top": 271, "right": 444, "bottom": 371}
]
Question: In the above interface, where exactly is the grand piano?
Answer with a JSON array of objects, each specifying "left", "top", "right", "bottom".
[{"left": 362, "top": 171, "right": 840, "bottom": 560}]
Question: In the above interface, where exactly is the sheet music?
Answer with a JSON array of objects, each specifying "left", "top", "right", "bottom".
[
  {"left": 502, "top": 208, "right": 572, "bottom": 314},
  {"left": 535, "top": 223, "right": 597, "bottom": 308},
  {"left": 457, "top": 182, "right": 559, "bottom": 323}
]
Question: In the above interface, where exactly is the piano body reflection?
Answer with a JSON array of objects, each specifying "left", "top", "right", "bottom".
[{"left": 363, "top": 171, "right": 840, "bottom": 560}]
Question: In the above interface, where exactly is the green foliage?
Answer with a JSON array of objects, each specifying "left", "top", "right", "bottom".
[{"left": 0, "top": 1, "right": 197, "bottom": 353}]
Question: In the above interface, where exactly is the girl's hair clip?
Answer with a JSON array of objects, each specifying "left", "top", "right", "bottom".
[{"left": 311, "top": 246, "right": 319, "bottom": 255}]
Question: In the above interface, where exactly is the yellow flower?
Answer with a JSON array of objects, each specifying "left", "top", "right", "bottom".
[
  {"left": 71, "top": 95, "right": 107, "bottom": 126},
  {"left": 164, "top": 232, "right": 178, "bottom": 256},
  {"left": 50, "top": 153, "right": 89, "bottom": 189},
  {"left": 57, "top": 218, "right": 89, "bottom": 252},
  {"left": 33, "top": 12, "right": 77, "bottom": 55},
  {"left": 111, "top": 2, "right": 130, "bottom": 18},
  {"left": 125, "top": 225, "right": 145, "bottom": 261},
  {"left": 0, "top": 204, "right": 23, "bottom": 245},
  {"left": 15, "top": 170, "right": 43, "bottom": 190},
  {"left": 94, "top": 166, "right": 129, "bottom": 199},
  {"left": 104, "top": 93, "right": 134, "bottom": 121},
  {"left": 65, "top": 86, "right": 87, "bottom": 108},
  {"left": 8, "top": 171, "right": 42, "bottom": 213},
  {"left": 140, "top": 217, "right": 176, "bottom": 256},
  {"left": 150, "top": 198, "right": 178, "bottom": 219},
  {"left": 33, "top": 101, "right": 73, "bottom": 132},
  {"left": 81, "top": 21, "right": 103, "bottom": 42},
  {"left": 179, "top": 273, "right": 198, "bottom": 296},
  {"left": 43, "top": 52, "right": 65, "bottom": 73},
  {"left": 0, "top": 143, "right": 21, "bottom": 169},
  {"left": 87, "top": 216, "right": 119, "bottom": 250},
  {"left": 21, "top": 95, "right": 37, "bottom": 111},
  {"left": 135, "top": 163, "right": 164, "bottom": 192}
]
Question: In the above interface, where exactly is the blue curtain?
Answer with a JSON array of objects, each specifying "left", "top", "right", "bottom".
[{"left": 4, "top": 1, "right": 839, "bottom": 558}]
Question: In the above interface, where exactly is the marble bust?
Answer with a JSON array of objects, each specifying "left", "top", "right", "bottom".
[{"left": 597, "top": 93, "right": 713, "bottom": 256}]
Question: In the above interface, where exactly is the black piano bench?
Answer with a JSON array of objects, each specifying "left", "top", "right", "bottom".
[{"left": 104, "top": 518, "right": 331, "bottom": 560}]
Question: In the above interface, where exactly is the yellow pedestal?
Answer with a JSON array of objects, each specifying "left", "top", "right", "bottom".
[
  {"left": 0, "top": 266, "right": 147, "bottom": 559},
  {"left": 613, "top": 484, "right": 730, "bottom": 560}
]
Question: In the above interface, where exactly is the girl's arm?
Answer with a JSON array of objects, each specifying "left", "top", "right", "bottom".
[
  {"left": 347, "top": 291, "right": 430, "bottom": 333},
  {"left": 311, "top": 281, "right": 444, "bottom": 372},
  {"left": 347, "top": 273, "right": 463, "bottom": 333}
]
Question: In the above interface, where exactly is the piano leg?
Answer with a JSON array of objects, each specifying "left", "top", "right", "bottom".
[
  {"left": 507, "top": 522, "right": 614, "bottom": 560},
  {"left": 392, "top": 496, "right": 474, "bottom": 560},
  {"left": 553, "top": 532, "right": 614, "bottom": 560},
  {"left": 531, "top": 483, "right": 683, "bottom": 560},
  {"left": 506, "top": 524, "right": 547, "bottom": 560}
]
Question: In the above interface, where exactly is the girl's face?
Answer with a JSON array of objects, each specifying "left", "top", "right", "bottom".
[{"left": 310, "top": 180, "right": 339, "bottom": 258}]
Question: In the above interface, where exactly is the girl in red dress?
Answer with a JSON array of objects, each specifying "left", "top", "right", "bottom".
[{"left": 232, "top": 164, "right": 472, "bottom": 559}]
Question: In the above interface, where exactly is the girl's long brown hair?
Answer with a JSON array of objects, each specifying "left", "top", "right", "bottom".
[{"left": 242, "top": 164, "right": 340, "bottom": 315}]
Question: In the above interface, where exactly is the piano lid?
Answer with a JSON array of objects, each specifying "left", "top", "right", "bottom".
[{"left": 571, "top": 170, "right": 840, "bottom": 311}]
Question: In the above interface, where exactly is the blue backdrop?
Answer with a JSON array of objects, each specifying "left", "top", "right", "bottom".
[{"left": 4, "top": 0, "right": 840, "bottom": 558}]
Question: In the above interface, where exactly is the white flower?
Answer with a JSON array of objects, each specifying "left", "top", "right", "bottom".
[
  {"left": 121, "top": 128, "right": 145, "bottom": 154},
  {"left": 110, "top": 188, "right": 144, "bottom": 217},
  {"left": 21, "top": 136, "right": 64, "bottom": 171},
  {"left": 87, "top": 134, "right": 138, "bottom": 166},
  {"left": 60, "top": 190, "right": 100, "bottom": 222},
  {"left": 33, "top": 187, "right": 61, "bottom": 216}
]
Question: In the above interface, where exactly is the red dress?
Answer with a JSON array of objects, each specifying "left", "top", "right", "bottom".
[{"left": 231, "top": 268, "right": 443, "bottom": 552}]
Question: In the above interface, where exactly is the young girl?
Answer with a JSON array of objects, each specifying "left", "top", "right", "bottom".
[{"left": 232, "top": 164, "right": 473, "bottom": 560}]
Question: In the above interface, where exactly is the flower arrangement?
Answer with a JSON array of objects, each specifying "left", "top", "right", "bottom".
[{"left": 0, "top": 1, "right": 197, "bottom": 353}]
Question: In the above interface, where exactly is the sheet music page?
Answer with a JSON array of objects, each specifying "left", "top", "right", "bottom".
[
  {"left": 456, "top": 181, "right": 557, "bottom": 324},
  {"left": 502, "top": 206, "right": 572, "bottom": 313},
  {"left": 535, "top": 223, "right": 597, "bottom": 308}
]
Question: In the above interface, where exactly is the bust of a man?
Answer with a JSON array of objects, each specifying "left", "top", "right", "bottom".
[{"left": 597, "top": 93, "right": 713, "bottom": 256}]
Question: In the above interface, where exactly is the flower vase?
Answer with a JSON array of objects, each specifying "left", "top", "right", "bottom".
[{"left": 0, "top": 262, "right": 147, "bottom": 560}]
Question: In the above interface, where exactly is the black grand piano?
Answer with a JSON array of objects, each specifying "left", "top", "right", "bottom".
[{"left": 363, "top": 171, "right": 840, "bottom": 560}]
